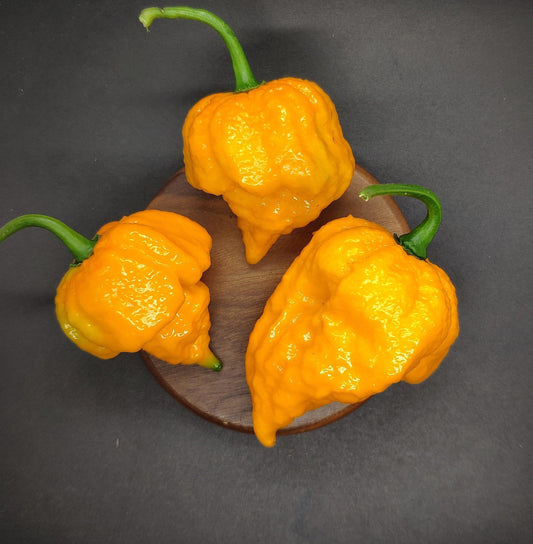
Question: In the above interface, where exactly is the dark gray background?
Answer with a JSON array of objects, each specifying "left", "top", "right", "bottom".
[{"left": 1, "top": 1, "right": 531, "bottom": 542}]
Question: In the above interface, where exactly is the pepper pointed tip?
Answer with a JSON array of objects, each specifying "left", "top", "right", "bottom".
[
  {"left": 239, "top": 222, "right": 280, "bottom": 265},
  {"left": 198, "top": 350, "right": 223, "bottom": 372}
]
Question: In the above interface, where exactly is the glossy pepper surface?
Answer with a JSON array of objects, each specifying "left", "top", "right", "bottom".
[
  {"left": 245, "top": 184, "right": 459, "bottom": 446},
  {"left": 140, "top": 7, "right": 355, "bottom": 264},
  {"left": 0, "top": 210, "right": 220, "bottom": 370}
]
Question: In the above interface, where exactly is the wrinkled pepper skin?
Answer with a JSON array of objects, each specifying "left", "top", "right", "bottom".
[
  {"left": 54, "top": 210, "right": 218, "bottom": 368},
  {"left": 183, "top": 77, "right": 355, "bottom": 264},
  {"left": 246, "top": 203, "right": 459, "bottom": 447},
  {"left": 139, "top": 7, "right": 355, "bottom": 264}
]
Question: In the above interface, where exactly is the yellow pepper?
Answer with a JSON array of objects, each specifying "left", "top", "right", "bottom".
[
  {"left": 0, "top": 210, "right": 220, "bottom": 370},
  {"left": 140, "top": 7, "right": 355, "bottom": 264},
  {"left": 246, "top": 184, "right": 459, "bottom": 446}
]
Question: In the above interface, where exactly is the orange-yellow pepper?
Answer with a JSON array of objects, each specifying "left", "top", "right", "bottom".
[
  {"left": 140, "top": 7, "right": 355, "bottom": 264},
  {"left": 0, "top": 210, "right": 220, "bottom": 370},
  {"left": 246, "top": 184, "right": 459, "bottom": 446}
]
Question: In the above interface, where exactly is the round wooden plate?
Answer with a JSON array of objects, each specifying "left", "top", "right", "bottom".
[{"left": 141, "top": 164, "right": 409, "bottom": 436}]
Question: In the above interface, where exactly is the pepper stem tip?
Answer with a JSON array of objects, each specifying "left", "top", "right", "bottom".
[{"left": 139, "top": 7, "right": 164, "bottom": 30}]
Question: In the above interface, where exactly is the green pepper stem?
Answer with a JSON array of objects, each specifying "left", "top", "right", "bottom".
[
  {"left": 139, "top": 6, "right": 261, "bottom": 93},
  {"left": 359, "top": 184, "right": 442, "bottom": 260},
  {"left": 0, "top": 214, "right": 97, "bottom": 264}
]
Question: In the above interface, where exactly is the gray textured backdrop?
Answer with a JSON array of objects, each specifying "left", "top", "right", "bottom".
[{"left": 1, "top": 1, "right": 531, "bottom": 542}]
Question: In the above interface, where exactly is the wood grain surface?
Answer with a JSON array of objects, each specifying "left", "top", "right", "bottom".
[{"left": 141, "top": 164, "right": 409, "bottom": 435}]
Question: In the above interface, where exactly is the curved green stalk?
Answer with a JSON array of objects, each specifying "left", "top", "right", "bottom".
[
  {"left": 139, "top": 6, "right": 261, "bottom": 92},
  {"left": 0, "top": 214, "right": 97, "bottom": 264},
  {"left": 359, "top": 184, "right": 442, "bottom": 260}
]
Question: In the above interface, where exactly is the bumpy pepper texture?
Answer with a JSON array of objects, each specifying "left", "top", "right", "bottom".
[
  {"left": 55, "top": 210, "right": 217, "bottom": 367},
  {"left": 246, "top": 186, "right": 459, "bottom": 447},
  {"left": 0, "top": 209, "right": 219, "bottom": 369},
  {"left": 183, "top": 77, "right": 355, "bottom": 264},
  {"left": 140, "top": 7, "right": 355, "bottom": 264}
]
